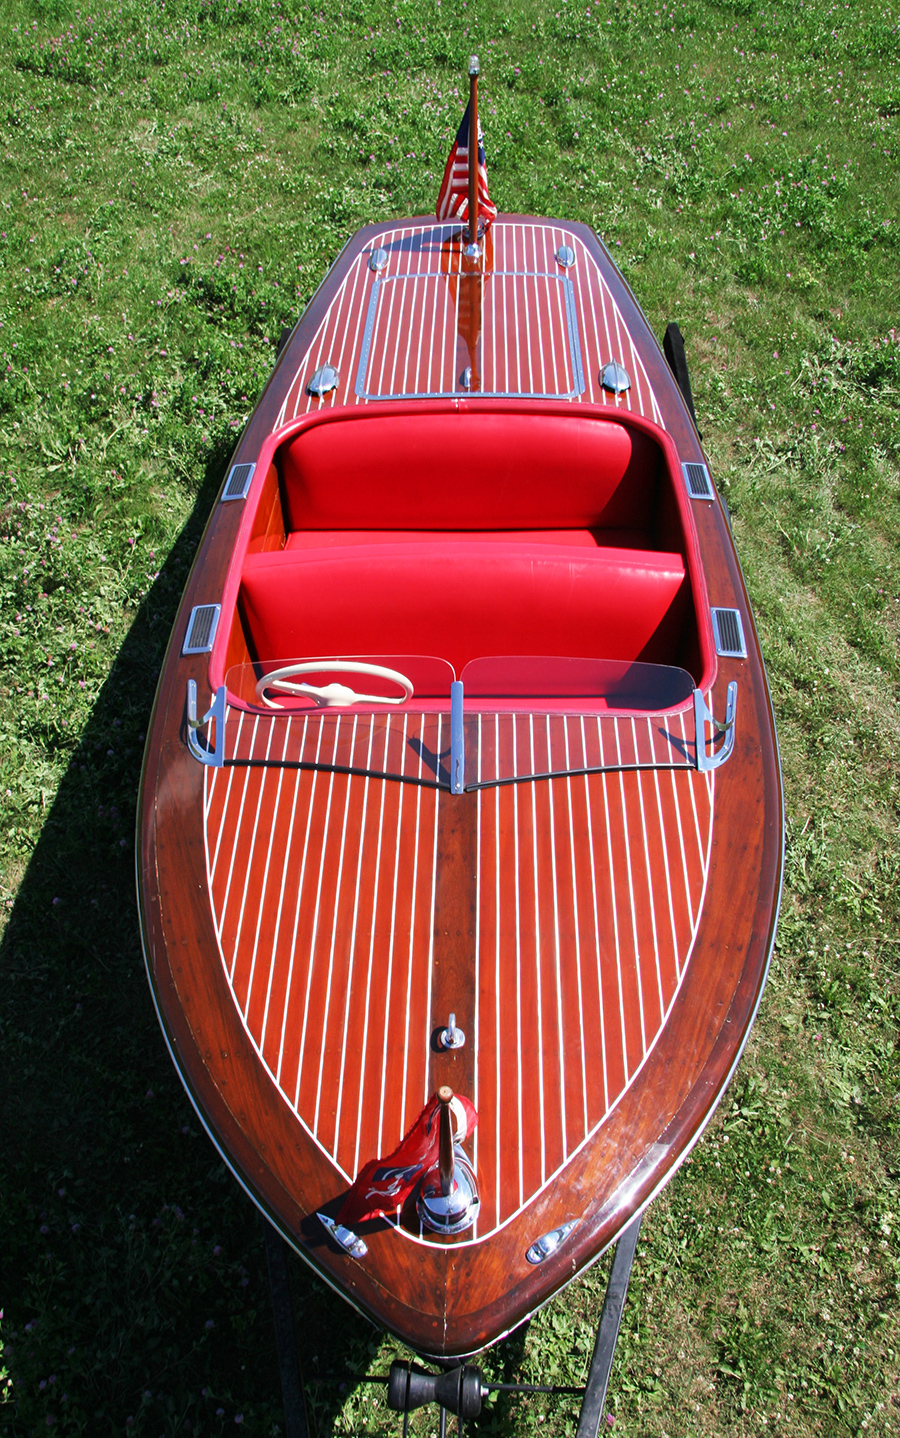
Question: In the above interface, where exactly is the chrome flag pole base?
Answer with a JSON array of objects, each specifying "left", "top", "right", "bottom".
[{"left": 417, "top": 1147, "right": 480, "bottom": 1235}]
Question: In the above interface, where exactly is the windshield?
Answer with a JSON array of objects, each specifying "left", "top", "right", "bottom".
[
  {"left": 226, "top": 655, "right": 692, "bottom": 715},
  {"left": 216, "top": 656, "right": 696, "bottom": 788}
]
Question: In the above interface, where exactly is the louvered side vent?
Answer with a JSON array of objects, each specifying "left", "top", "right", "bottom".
[
  {"left": 711, "top": 607, "right": 747, "bottom": 659},
  {"left": 222, "top": 461, "right": 255, "bottom": 501},
  {"left": 682, "top": 461, "right": 713, "bottom": 499},
  {"left": 183, "top": 604, "right": 221, "bottom": 656}
]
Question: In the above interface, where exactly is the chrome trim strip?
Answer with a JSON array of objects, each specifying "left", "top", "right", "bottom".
[
  {"left": 564, "top": 271, "right": 586, "bottom": 395},
  {"left": 450, "top": 681, "right": 465, "bottom": 794}
]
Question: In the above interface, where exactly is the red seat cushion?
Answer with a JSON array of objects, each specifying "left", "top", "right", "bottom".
[
  {"left": 277, "top": 412, "right": 661, "bottom": 532},
  {"left": 282, "top": 528, "right": 650, "bottom": 551},
  {"left": 239, "top": 540, "right": 689, "bottom": 676}
]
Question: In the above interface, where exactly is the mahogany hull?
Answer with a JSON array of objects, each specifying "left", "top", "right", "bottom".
[{"left": 138, "top": 215, "right": 783, "bottom": 1356}]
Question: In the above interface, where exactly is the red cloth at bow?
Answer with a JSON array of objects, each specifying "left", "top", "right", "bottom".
[{"left": 338, "top": 1091, "right": 477, "bottom": 1228}]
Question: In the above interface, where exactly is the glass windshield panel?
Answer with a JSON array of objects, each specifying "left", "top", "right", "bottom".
[
  {"left": 460, "top": 656, "right": 694, "bottom": 713},
  {"left": 465, "top": 704, "right": 696, "bottom": 788},
  {"left": 226, "top": 654, "right": 455, "bottom": 713}
]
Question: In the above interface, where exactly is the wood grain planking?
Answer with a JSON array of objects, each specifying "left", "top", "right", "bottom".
[
  {"left": 204, "top": 705, "right": 712, "bottom": 1232},
  {"left": 268, "top": 218, "right": 665, "bottom": 420},
  {"left": 139, "top": 239, "right": 781, "bottom": 1358}
]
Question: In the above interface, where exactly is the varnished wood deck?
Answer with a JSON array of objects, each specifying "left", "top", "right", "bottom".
[
  {"left": 274, "top": 221, "right": 665, "bottom": 425},
  {"left": 205, "top": 706, "right": 712, "bottom": 1239}
]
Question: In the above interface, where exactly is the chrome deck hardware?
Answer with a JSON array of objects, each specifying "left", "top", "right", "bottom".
[
  {"left": 182, "top": 603, "right": 221, "bottom": 655},
  {"left": 317, "top": 1212, "right": 368, "bottom": 1259},
  {"left": 450, "top": 680, "right": 465, "bottom": 793},
  {"left": 186, "top": 682, "right": 226, "bottom": 768},
  {"left": 682, "top": 460, "right": 713, "bottom": 499},
  {"left": 526, "top": 1219, "right": 579, "bottom": 1265},
  {"left": 601, "top": 360, "right": 631, "bottom": 394},
  {"left": 417, "top": 1087, "right": 479, "bottom": 1235},
  {"left": 439, "top": 1013, "right": 466, "bottom": 1050},
  {"left": 711, "top": 607, "right": 747, "bottom": 659},
  {"left": 221, "top": 462, "right": 256, "bottom": 502},
  {"left": 694, "top": 681, "right": 738, "bottom": 771},
  {"left": 307, "top": 363, "right": 340, "bottom": 397}
]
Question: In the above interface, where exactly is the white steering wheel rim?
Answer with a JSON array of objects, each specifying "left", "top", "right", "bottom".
[{"left": 256, "top": 660, "right": 415, "bottom": 710}]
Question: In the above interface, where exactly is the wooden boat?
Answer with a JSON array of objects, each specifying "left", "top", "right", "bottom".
[{"left": 137, "top": 75, "right": 783, "bottom": 1384}]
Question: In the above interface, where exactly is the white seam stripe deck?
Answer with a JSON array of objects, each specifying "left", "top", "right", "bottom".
[
  {"left": 275, "top": 220, "right": 661, "bottom": 421},
  {"left": 204, "top": 706, "right": 713, "bottom": 1239}
]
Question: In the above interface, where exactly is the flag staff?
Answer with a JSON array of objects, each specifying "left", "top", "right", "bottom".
[{"left": 464, "top": 55, "right": 480, "bottom": 256}]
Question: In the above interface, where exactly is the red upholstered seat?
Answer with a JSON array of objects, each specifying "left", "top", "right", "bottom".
[
  {"left": 282, "top": 528, "right": 651, "bottom": 552},
  {"left": 239, "top": 540, "right": 689, "bottom": 677},
  {"left": 277, "top": 412, "right": 661, "bottom": 532}
]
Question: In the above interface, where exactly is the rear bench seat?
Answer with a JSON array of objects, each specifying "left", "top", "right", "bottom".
[{"left": 277, "top": 410, "right": 660, "bottom": 533}]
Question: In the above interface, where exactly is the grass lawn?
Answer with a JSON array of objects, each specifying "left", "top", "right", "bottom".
[{"left": 1, "top": 0, "right": 898, "bottom": 1432}]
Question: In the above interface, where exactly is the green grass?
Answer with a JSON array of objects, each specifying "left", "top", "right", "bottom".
[{"left": 1, "top": 0, "right": 898, "bottom": 1432}]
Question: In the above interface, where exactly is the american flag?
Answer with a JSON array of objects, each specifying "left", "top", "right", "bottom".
[{"left": 435, "top": 102, "right": 497, "bottom": 232}]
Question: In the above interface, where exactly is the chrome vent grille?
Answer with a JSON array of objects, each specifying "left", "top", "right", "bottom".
[
  {"left": 682, "top": 461, "right": 713, "bottom": 499},
  {"left": 711, "top": 607, "right": 747, "bottom": 659},
  {"left": 183, "top": 604, "right": 221, "bottom": 655},
  {"left": 222, "top": 462, "right": 255, "bottom": 501}
]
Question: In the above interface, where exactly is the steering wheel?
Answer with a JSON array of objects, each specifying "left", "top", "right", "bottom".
[{"left": 256, "top": 660, "right": 415, "bottom": 710}]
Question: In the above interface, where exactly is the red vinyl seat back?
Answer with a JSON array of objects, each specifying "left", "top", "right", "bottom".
[
  {"left": 277, "top": 413, "right": 661, "bottom": 533},
  {"left": 239, "top": 541, "right": 689, "bottom": 677}
]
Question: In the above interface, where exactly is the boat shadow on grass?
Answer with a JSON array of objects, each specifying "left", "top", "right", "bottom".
[{"left": 0, "top": 456, "right": 413, "bottom": 1437}]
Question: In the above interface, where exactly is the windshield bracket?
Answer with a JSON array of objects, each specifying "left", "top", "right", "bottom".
[
  {"left": 693, "top": 682, "right": 737, "bottom": 771},
  {"left": 450, "top": 681, "right": 465, "bottom": 793},
  {"left": 187, "top": 681, "right": 226, "bottom": 768}
]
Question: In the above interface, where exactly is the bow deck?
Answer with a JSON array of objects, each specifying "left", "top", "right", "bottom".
[{"left": 206, "top": 707, "right": 713, "bottom": 1238}]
